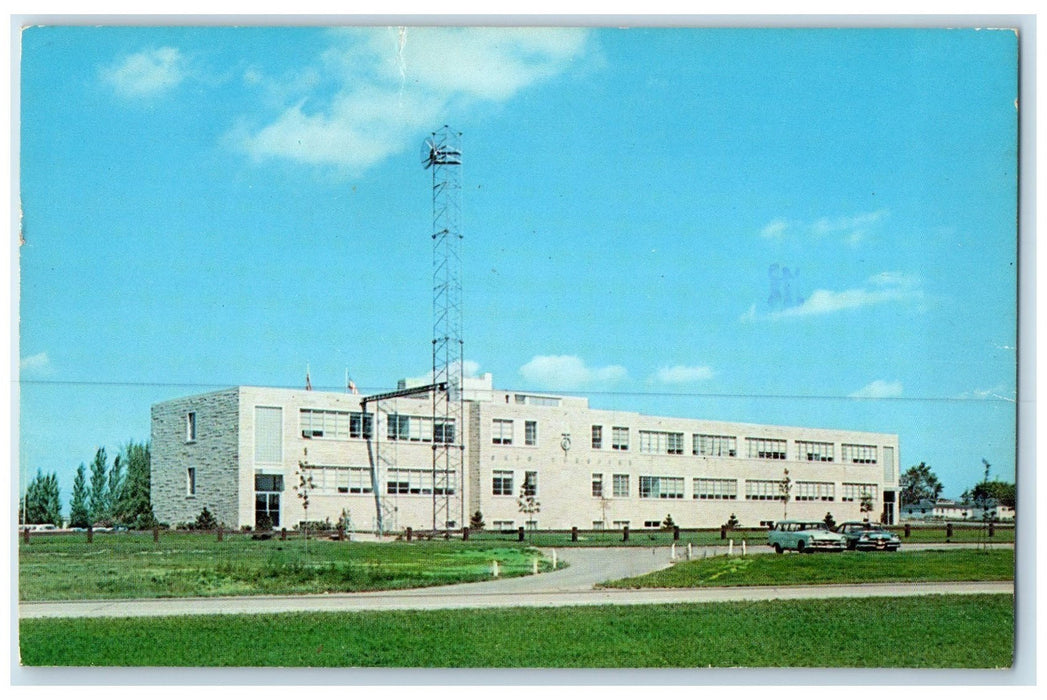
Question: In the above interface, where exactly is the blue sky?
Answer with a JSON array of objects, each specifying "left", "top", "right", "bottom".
[{"left": 17, "top": 26, "right": 1018, "bottom": 507}]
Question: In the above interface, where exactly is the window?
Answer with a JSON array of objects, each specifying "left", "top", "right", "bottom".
[
  {"left": 613, "top": 473, "right": 630, "bottom": 497},
  {"left": 493, "top": 470, "right": 514, "bottom": 496},
  {"left": 745, "top": 479, "right": 786, "bottom": 501},
  {"left": 384, "top": 468, "right": 454, "bottom": 496},
  {"left": 693, "top": 434, "right": 737, "bottom": 457},
  {"left": 186, "top": 467, "right": 196, "bottom": 496},
  {"left": 612, "top": 427, "right": 629, "bottom": 451},
  {"left": 644, "top": 520, "right": 662, "bottom": 528},
  {"left": 746, "top": 437, "right": 787, "bottom": 460},
  {"left": 797, "top": 440, "right": 834, "bottom": 462},
  {"left": 254, "top": 406, "right": 283, "bottom": 463},
  {"left": 795, "top": 481, "right": 835, "bottom": 501},
  {"left": 842, "top": 444, "right": 877, "bottom": 464},
  {"left": 349, "top": 412, "right": 374, "bottom": 439},
  {"left": 525, "top": 421, "right": 538, "bottom": 446},
  {"left": 306, "top": 466, "right": 372, "bottom": 495},
  {"left": 639, "top": 430, "right": 685, "bottom": 455},
  {"left": 384, "top": 414, "right": 457, "bottom": 443},
  {"left": 492, "top": 419, "right": 514, "bottom": 445},
  {"left": 612, "top": 520, "right": 630, "bottom": 529},
  {"left": 185, "top": 412, "right": 197, "bottom": 442},
  {"left": 639, "top": 476, "right": 685, "bottom": 499},
  {"left": 592, "top": 473, "right": 604, "bottom": 498},
  {"left": 882, "top": 446, "right": 895, "bottom": 484},
  {"left": 592, "top": 521, "right": 605, "bottom": 530},
  {"left": 524, "top": 471, "right": 538, "bottom": 497},
  {"left": 591, "top": 425, "right": 603, "bottom": 449},
  {"left": 513, "top": 394, "right": 561, "bottom": 407},
  {"left": 842, "top": 483, "right": 878, "bottom": 502},
  {"left": 254, "top": 474, "right": 284, "bottom": 492},
  {"left": 492, "top": 520, "right": 515, "bottom": 530},
  {"left": 693, "top": 478, "right": 738, "bottom": 500},
  {"left": 300, "top": 408, "right": 350, "bottom": 439}
]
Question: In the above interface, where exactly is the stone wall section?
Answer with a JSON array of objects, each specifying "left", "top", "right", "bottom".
[{"left": 151, "top": 388, "right": 241, "bottom": 527}]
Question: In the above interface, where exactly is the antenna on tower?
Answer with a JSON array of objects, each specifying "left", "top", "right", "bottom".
[{"left": 423, "top": 126, "right": 464, "bottom": 533}]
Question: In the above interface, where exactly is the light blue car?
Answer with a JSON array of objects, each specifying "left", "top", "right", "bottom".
[{"left": 768, "top": 520, "right": 846, "bottom": 553}]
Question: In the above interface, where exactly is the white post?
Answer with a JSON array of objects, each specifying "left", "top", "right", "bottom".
[
  {"left": 551, "top": 550, "right": 557, "bottom": 568},
  {"left": 671, "top": 543, "right": 676, "bottom": 560},
  {"left": 728, "top": 539, "right": 734, "bottom": 556},
  {"left": 532, "top": 558, "right": 539, "bottom": 575},
  {"left": 742, "top": 539, "right": 747, "bottom": 556},
  {"left": 687, "top": 542, "right": 693, "bottom": 560},
  {"left": 492, "top": 560, "right": 500, "bottom": 577}
]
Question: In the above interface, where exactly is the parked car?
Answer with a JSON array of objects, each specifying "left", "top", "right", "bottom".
[
  {"left": 835, "top": 521, "right": 901, "bottom": 551},
  {"left": 768, "top": 520, "right": 846, "bottom": 553}
]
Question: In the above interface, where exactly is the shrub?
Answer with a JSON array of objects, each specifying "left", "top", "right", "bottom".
[{"left": 194, "top": 507, "right": 218, "bottom": 530}]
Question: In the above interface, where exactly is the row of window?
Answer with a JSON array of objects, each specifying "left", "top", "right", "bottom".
[
  {"left": 491, "top": 470, "right": 879, "bottom": 503},
  {"left": 487, "top": 419, "right": 885, "bottom": 465}
]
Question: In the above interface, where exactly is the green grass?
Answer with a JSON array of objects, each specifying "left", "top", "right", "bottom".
[
  {"left": 18, "top": 533, "right": 553, "bottom": 601},
  {"left": 18, "top": 594, "right": 1013, "bottom": 667},
  {"left": 601, "top": 548, "right": 1014, "bottom": 588}
]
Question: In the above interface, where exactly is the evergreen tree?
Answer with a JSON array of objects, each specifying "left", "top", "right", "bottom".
[
  {"left": 900, "top": 462, "right": 943, "bottom": 506},
  {"left": 116, "top": 440, "right": 153, "bottom": 527},
  {"left": 22, "top": 470, "right": 62, "bottom": 525},
  {"left": 88, "top": 447, "right": 109, "bottom": 524},
  {"left": 69, "top": 463, "right": 90, "bottom": 528},
  {"left": 107, "top": 454, "right": 124, "bottom": 521}
]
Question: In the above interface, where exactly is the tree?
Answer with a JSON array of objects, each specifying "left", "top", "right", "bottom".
[
  {"left": 69, "top": 463, "right": 90, "bottom": 528},
  {"left": 88, "top": 447, "right": 109, "bottom": 524},
  {"left": 22, "top": 470, "right": 62, "bottom": 526},
  {"left": 294, "top": 463, "right": 315, "bottom": 547},
  {"left": 823, "top": 512, "right": 836, "bottom": 530},
  {"left": 469, "top": 510, "right": 485, "bottom": 530},
  {"left": 517, "top": 485, "right": 541, "bottom": 538},
  {"left": 779, "top": 468, "right": 792, "bottom": 519},
  {"left": 661, "top": 514, "right": 676, "bottom": 530},
  {"left": 900, "top": 462, "right": 943, "bottom": 506},
  {"left": 725, "top": 513, "right": 740, "bottom": 530},
  {"left": 115, "top": 440, "right": 154, "bottom": 528},
  {"left": 194, "top": 507, "right": 218, "bottom": 530},
  {"left": 859, "top": 491, "right": 874, "bottom": 521},
  {"left": 107, "top": 454, "right": 124, "bottom": 521}
]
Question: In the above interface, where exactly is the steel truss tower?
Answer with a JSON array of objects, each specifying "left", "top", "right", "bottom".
[{"left": 423, "top": 126, "right": 465, "bottom": 532}]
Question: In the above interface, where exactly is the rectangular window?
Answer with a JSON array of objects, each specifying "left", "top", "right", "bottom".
[
  {"left": 492, "top": 419, "right": 514, "bottom": 445},
  {"left": 693, "top": 478, "right": 738, "bottom": 500},
  {"left": 383, "top": 468, "right": 451, "bottom": 496},
  {"left": 644, "top": 520, "right": 662, "bottom": 529},
  {"left": 613, "top": 473, "right": 630, "bottom": 498},
  {"left": 186, "top": 467, "right": 196, "bottom": 496},
  {"left": 492, "top": 520, "right": 515, "bottom": 530},
  {"left": 795, "top": 481, "right": 836, "bottom": 501},
  {"left": 524, "top": 471, "right": 538, "bottom": 497},
  {"left": 349, "top": 412, "right": 374, "bottom": 439},
  {"left": 639, "top": 476, "right": 685, "bottom": 499},
  {"left": 842, "top": 483, "right": 879, "bottom": 502},
  {"left": 639, "top": 430, "right": 685, "bottom": 455},
  {"left": 842, "top": 444, "right": 878, "bottom": 464},
  {"left": 592, "top": 521, "right": 605, "bottom": 530},
  {"left": 310, "top": 466, "right": 372, "bottom": 495},
  {"left": 525, "top": 421, "right": 538, "bottom": 446},
  {"left": 796, "top": 440, "right": 835, "bottom": 462},
  {"left": 254, "top": 474, "right": 284, "bottom": 492},
  {"left": 492, "top": 470, "right": 514, "bottom": 496},
  {"left": 300, "top": 408, "right": 350, "bottom": 440},
  {"left": 745, "top": 479, "right": 786, "bottom": 501},
  {"left": 513, "top": 394, "right": 561, "bottom": 407},
  {"left": 693, "top": 434, "right": 738, "bottom": 457},
  {"left": 882, "top": 446, "right": 895, "bottom": 484},
  {"left": 746, "top": 437, "right": 787, "bottom": 460},
  {"left": 612, "top": 427, "right": 629, "bottom": 451},
  {"left": 592, "top": 473, "right": 604, "bottom": 498},
  {"left": 591, "top": 425, "right": 603, "bottom": 449},
  {"left": 612, "top": 520, "right": 631, "bottom": 529},
  {"left": 185, "top": 412, "right": 197, "bottom": 442},
  {"left": 254, "top": 406, "right": 283, "bottom": 463}
]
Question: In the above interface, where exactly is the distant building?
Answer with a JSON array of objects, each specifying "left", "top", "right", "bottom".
[
  {"left": 151, "top": 374, "right": 900, "bottom": 532},
  {"left": 900, "top": 498, "right": 1015, "bottom": 522}
]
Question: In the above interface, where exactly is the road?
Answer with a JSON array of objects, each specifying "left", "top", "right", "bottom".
[{"left": 18, "top": 543, "right": 1013, "bottom": 620}]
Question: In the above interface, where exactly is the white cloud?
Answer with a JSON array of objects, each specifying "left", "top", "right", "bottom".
[
  {"left": 234, "top": 27, "right": 591, "bottom": 172},
  {"left": 651, "top": 365, "right": 714, "bottom": 384},
  {"left": 519, "top": 355, "right": 627, "bottom": 389},
  {"left": 849, "top": 380, "right": 903, "bottom": 399},
  {"left": 745, "top": 272, "right": 924, "bottom": 320},
  {"left": 101, "top": 47, "right": 186, "bottom": 98},
  {"left": 20, "top": 352, "right": 52, "bottom": 376},
  {"left": 957, "top": 384, "right": 1016, "bottom": 402},
  {"left": 760, "top": 219, "right": 789, "bottom": 240}
]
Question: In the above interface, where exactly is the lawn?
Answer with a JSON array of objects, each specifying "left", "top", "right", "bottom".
[
  {"left": 18, "top": 532, "right": 553, "bottom": 600},
  {"left": 18, "top": 594, "right": 1013, "bottom": 667},
  {"left": 601, "top": 548, "right": 1014, "bottom": 588}
]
